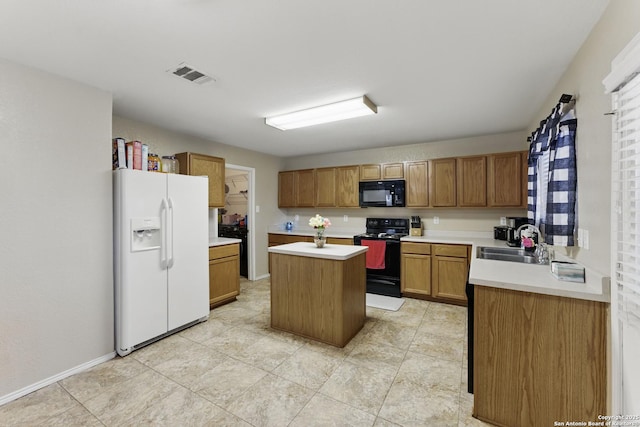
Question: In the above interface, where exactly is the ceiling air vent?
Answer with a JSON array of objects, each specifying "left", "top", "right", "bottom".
[{"left": 168, "top": 63, "right": 215, "bottom": 85}]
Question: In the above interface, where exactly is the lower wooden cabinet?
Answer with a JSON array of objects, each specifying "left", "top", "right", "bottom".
[
  {"left": 474, "top": 286, "right": 607, "bottom": 426},
  {"left": 401, "top": 242, "right": 469, "bottom": 305},
  {"left": 209, "top": 244, "right": 240, "bottom": 308},
  {"left": 268, "top": 233, "right": 313, "bottom": 272},
  {"left": 431, "top": 244, "right": 468, "bottom": 303},
  {"left": 401, "top": 242, "right": 432, "bottom": 296}
]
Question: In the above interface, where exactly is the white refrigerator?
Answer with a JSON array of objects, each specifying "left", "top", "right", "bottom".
[{"left": 113, "top": 169, "right": 209, "bottom": 356}]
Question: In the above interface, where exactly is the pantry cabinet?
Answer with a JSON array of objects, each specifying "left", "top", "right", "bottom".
[
  {"left": 401, "top": 242, "right": 432, "bottom": 296},
  {"left": 488, "top": 151, "right": 522, "bottom": 207},
  {"left": 457, "top": 156, "right": 487, "bottom": 207},
  {"left": 431, "top": 244, "right": 469, "bottom": 303},
  {"left": 336, "top": 165, "right": 360, "bottom": 207},
  {"left": 429, "top": 158, "right": 457, "bottom": 207},
  {"left": 175, "top": 152, "right": 225, "bottom": 208},
  {"left": 315, "top": 167, "right": 336, "bottom": 207},
  {"left": 208, "top": 243, "right": 240, "bottom": 308},
  {"left": 405, "top": 161, "right": 429, "bottom": 207}
]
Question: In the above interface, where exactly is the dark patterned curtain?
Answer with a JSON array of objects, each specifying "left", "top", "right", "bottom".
[{"left": 527, "top": 96, "right": 577, "bottom": 246}]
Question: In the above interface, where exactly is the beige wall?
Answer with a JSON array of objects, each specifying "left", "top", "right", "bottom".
[
  {"left": 527, "top": 0, "right": 640, "bottom": 274},
  {"left": 282, "top": 131, "right": 529, "bottom": 235},
  {"left": 112, "top": 116, "right": 285, "bottom": 278},
  {"left": 0, "top": 59, "right": 114, "bottom": 401}
]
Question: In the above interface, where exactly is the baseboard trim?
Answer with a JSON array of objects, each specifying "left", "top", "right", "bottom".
[
  {"left": 254, "top": 273, "right": 270, "bottom": 281},
  {"left": 0, "top": 351, "right": 116, "bottom": 406}
]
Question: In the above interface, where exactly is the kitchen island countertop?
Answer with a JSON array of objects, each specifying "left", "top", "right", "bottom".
[{"left": 268, "top": 241, "right": 368, "bottom": 261}]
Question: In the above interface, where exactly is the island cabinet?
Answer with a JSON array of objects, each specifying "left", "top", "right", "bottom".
[
  {"left": 431, "top": 244, "right": 469, "bottom": 304},
  {"left": 336, "top": 165, "right": 360, "bottom": 207},
  {"left": 457, "top": 156, "right": 487, "bottom": 207},
  {"left": 268, "top": 233, "right": 313, "bottom": 272},
  {"left": 400, "top": 242, "right": 432, "bottom": 296},
  {"left": 405, "top": 161, "right": 429, "bottom": 207},
  {"left": 488, "top": 151, "right": 523, "bottom": 207},
  {"left": 208, "top": 244, "right": 240, "bottom": 308},
  {"left": 269, "top": 242, "right": 367, "bottom": 347},
  {"left": 429, "top": 158, "right": 457, "bottom": 207},
  {"left": 473, "top": 286, "right": 607, "bottom": 427},
  {"left": 175, "top": 152, "right": 225, "bottom": 208}
]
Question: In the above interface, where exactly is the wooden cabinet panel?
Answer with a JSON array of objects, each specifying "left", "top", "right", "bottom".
[
  {"left": 430, "top": 158, "right": 456, "bottom": 207},
  {"left": 268, "top": 233, "right": 313, "bottom": 272},
  {"left": 209, "top": 243, "right": 240, "bottom": 308},
  {"left": 401, "top": 253, "right": 432, "bottom": 296},
  {"left": 405, "top": 161, "right": 429, "bottom": 207},
  {"left": 521, "top": 150, "right": 529, "bottom": 208},
  {"left": 457, "top": 156, "right": 487, "bottom": 207},
  {"left": 278, "top": 171, "right": 295, "bottom": 208},
  {"left": 382, "top": 162, "right": 404, "bottom": 179},
  {"left": 336, "top": 165, "right": 360, "bottom": 207},
  {"left": 175, "top": 152, "right": 225, "bottom": 208},
  {"left": 430, "top": 243, "right": 468, "bottom": 304},
  {"left": 295, "top": 169, "right": 315, "bottom": 207},
  {"left": 488, "top": 152, "right": 522, "bottom": 207},
  {"left": 315, "top": 167, "right": 336, "bottom": 207},
  {"left": 327, "top": 237, "right": 353, "bottom": 245},
  {"left": 474, "top": 287, "right": 607, "bottom": 427},
  {"left": 401, "top": 242, "right": 432, "bottom": 255},
  {"left": 360, "top": 164, "right": 381, "bottom": 180}
]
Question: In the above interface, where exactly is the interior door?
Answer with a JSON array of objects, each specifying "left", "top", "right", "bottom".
[
  {"left": 115, "top": 170, "right": 168, "bottom": 352},
  {"left": 166, "top": 173, "right": 209, "bottom": 330}
]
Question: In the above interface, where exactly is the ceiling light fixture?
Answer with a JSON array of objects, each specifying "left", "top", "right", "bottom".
[{"left": 265, "top": 95, "right": 378, "bottom": 130}]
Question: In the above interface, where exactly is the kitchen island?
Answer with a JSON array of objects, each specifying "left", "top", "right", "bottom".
[{"left": 268, "top": 242, "right": 368, "bottom": 347}]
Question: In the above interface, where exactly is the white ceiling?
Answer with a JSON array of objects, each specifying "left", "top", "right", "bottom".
[{"left": 0, "top": 0, "right": 610, "bottom": 157}]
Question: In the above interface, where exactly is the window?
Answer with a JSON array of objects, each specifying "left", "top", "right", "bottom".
[{"left": 605, "top": 31, "right": 640, "bottom": 416}]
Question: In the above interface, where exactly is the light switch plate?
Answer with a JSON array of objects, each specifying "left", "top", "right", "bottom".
[
  {"left": 583, "top": 229, "right": 589, "bottom": 250},
  {"left": 294, "top": 215, "right": 299, "bottom": 221},
  {"left": 577, "top": 228, "right": 584, "bottom": 247}
]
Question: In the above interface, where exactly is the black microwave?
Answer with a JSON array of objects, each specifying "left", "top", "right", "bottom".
[{"left": 359, "top": 180, "right": 405, "bottom": 207}]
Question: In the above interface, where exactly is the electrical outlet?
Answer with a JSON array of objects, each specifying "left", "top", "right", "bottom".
[
  {"left": 500, "top": 217, "right": 507, "bottom": 226},
  {"left": 583, "top": 229, "right": 589, "bottom": 250},
  {"left": 577, "top": 228, "right": 584, "bottom": 247},
  {"left": 343, "top": 215, "right": 349, "bottom": 222},
  {"left": 294, "top": 215, "right": 299, "bottom": 221},
  {"left": 433, "top": 216, "right": 440, "bottom": 225}
]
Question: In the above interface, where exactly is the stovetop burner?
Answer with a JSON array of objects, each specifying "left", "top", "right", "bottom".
[
  {"left": 356, "top": 217, "right": 410, "bottom": 240},
  {"left": 356, "top": 232, "right": 408, "bottom": 240}
]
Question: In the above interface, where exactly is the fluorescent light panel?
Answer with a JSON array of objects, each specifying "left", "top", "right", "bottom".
[{"left": 265, "top": 95, "right": 377, "bottom": 130}]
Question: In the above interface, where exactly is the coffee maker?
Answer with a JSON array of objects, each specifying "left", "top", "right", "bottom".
[
  {"left": 505, "top": 216, "right": 530, "bottom": 247},
  {"left": 410, "top": 216, "right": 422, "bottom": 236}
]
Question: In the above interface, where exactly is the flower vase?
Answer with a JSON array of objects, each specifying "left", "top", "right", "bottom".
[{"left": 314, "top": 237, "right": 326, "bottom": 248}]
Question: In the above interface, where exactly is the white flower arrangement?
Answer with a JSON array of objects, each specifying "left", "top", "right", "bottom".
[{"left": 309, "top": 214, "right": 331, "bottom": 239}]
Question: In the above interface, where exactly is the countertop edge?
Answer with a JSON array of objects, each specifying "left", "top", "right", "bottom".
[
  {"left": 209, "top": 237, "right": 242, "bottom": 247},
  {"left": 268, "top": 242, "right": 368, "bottom": 260}
]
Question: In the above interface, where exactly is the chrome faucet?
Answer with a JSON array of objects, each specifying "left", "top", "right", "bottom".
[{"left": 515, "top": 224, "right": 549, "bottom": 264}]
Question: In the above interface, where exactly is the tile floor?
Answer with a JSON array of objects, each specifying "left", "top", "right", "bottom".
[{"left": 0, "top": 278, "right": 491, "bottom": 426}]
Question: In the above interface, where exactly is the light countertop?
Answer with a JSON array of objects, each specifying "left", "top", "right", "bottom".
[
  {"left": 268, "top": 241, "right": 368, "bottom": 261},
  {"left": 209, "top": 236, "right": 241, "bottom": 247},
  {"left": 267, "top": 227, "right": 361, "bottom": 239},
  {"left": 401, "top": 232, "right": 610, "bottom": 303}
]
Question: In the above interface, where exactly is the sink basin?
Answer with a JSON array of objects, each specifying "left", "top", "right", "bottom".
[{"left": 476, "top": 246, "right": 548, "bottom": 265}]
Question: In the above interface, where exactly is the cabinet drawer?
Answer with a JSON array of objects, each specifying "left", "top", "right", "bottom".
[
  {"left": 433, "top": 244, "right": 467, "bottom": 258},
  {"left": 401, "top": 242, "right": 431, "bottom": 255},
  {"left": 209, "top": 243, "right": 239, "bottom": 260}
]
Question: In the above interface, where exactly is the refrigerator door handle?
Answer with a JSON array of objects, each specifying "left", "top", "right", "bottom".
[
  {"left": 160, "top": 198, "right": 168, "bottom": 269},
  {"left": 167, "top": 197, "right": 175, "bottom": 268}
]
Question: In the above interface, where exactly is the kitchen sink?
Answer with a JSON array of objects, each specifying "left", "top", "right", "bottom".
[{"left": 476, "top": 246, "right": 548, "bottom": 265}]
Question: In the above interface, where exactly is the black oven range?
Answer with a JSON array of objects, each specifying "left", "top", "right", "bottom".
[{"left": 353, "top": 217, "right": 409, "bottom": 298}]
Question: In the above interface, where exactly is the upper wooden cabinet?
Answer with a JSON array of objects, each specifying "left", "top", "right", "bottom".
[
  {"left": 457, "top": 156, "right": 487, "bottom": 207},
  {"left": 429, "top": 158, "right": 456, "bottom": 207},
  {"left": 295, "top": 169, "right": 315, "bottom": 207},
  {"left": 315, "top": 167, "right": 336, "bottom": 207},
  {"left": 521, "top": 151, "right": 529, "bottom": 209},
  {"left": 175, "top": 152, "right": 225, "bottom": 208},
  {"left": 382, "top": 162, "right": 404, "bottom": 179},
  {"left": 405, "top": 161, "right": 429, "bottom": 207},
  {"left": 336, "top": 165, "right": 360, "bottom": 207},
  {"left": 360, "top": 162, "right": 404, "bottom": 180},
  {"left": 488, "top": 152, "right": 523, "bottom": 207},
  {"left": 278, "top": 171, "right": 295, "bottom": 208}
]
